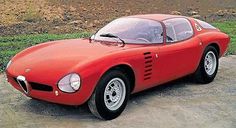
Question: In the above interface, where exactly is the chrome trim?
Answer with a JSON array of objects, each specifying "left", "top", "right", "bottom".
[
  {"left": 16, "top": 75, "right": 29, "bottom": 94},
  {"left": 6, "top": 60, "right": 12, "bottom": 69}
]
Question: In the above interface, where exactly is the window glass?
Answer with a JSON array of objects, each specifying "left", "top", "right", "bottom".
[
  {"left": 195, "top": 19, "right": 217, "bottom": 29},
  {"left": 94, "top": 18, "right": 163, "bottom": 44},
  {"left": 163, "top": 18, "right": 194, "bottom": 42}
]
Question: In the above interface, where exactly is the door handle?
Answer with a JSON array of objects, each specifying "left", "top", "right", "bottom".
[
  {"left": 199, "top": 42, "right": 202, "bottom": 46},
  {"left": 155, "top": 54, "right": 158, "bottom": 58}
]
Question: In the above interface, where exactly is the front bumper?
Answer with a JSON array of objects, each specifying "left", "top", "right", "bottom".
[{"left": 6, "top": 74, "right": 89, "bottom": 106}]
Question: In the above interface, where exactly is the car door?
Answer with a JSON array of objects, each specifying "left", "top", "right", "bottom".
[
  {"left": 153, "top": 18, "right": 202, "bottom": 84},
  {"left": 133, "top": 20, "right": 166, "bottom": 91}
]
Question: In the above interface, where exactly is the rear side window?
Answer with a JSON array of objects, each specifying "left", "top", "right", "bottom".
[
  {"left": 195, "top": 19, "right": 217, "bottom": 29},
  {"left": 163, "top": 18, "right": 194, "bottom": 43}
]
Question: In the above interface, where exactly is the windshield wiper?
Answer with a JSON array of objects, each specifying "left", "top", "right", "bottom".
[{"left": 100, "top": 33, "right": 125, "bottom": 46}]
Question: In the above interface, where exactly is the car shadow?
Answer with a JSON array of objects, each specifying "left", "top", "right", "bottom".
[
  {"left": 20, "top": 98, "right": 97, "bottom": 119},
  {"left": 130, "top": 76, "right": 194, "bottom": 99},
  {"left": 20, "top": 76, "right": 196, "bottom": 120}
]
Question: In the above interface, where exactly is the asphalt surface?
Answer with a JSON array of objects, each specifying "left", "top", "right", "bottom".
[{"left": 0, "top": 55, "right": 236, "bottom": 128}]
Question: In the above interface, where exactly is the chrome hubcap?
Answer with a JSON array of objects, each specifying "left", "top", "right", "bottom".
[
  {"left": 204, "top": 51, "right": 217, "bottom": 75},
  {"left": 104, "top": 78, "right": 126, "bottom": 111}
]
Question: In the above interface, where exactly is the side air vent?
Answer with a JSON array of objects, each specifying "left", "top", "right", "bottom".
[{"left": 143, "top": 52, "right": 153, "bottom": 80}]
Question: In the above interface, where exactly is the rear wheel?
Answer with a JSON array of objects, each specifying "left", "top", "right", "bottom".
[
  {"left": 88, "top": 70, "right": 130, "bottom": 120},
  {"left": 193, "top": 46, "right": 219, "bottom": 84}
]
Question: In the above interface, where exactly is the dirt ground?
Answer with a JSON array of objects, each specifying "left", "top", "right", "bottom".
[
  {"left": 1, "top": 0, "right": 236, "bottom": 36},
  {"left": 0, "top": 55, "right": 236, "bottom": 128}
]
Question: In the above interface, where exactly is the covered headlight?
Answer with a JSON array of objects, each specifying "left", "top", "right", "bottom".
[
  {"left": 6, "top": 60, "right": 12, "bottom": 69},
  {"left": 58, "top": 73, "right": 81, "bottom": 93}
]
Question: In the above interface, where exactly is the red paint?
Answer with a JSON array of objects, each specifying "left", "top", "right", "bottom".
[{"left": 6, "top": 14, "right": 230, "bottom": 105}]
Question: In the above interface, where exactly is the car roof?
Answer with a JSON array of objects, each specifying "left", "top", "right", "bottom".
[{"left": 126, "top": 14, "right": 188, "bottom": 21}]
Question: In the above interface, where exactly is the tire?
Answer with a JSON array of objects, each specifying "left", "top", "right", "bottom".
[
  {"left": 88, "top": 70, "right": 130, "bottom": 120},
  {"left": 193, "top": 46, "right": 219, "bottom": 84}
]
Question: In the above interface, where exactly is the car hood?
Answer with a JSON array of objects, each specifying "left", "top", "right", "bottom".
[{"left": 9, "top": 39, "right": 141, "bottom": 79}]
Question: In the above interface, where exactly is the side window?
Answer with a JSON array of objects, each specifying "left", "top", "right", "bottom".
[
  {"left": 163, "top": 18, "right": 194, "bottom": 43},
  {"left": 195, "top": 19, "right": 217, "bottom": 29},
  {"left": 135, "top": 20, "right": 163, "bottom": 44}
]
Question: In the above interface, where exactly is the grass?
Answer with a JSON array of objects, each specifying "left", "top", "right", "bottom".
[
  {"left": 0, "top": 21, "right": 236, "bottom": 73},
  {"left": 212, "top": 21, "right": 236, "bottom": 55},
  {"left": 0, "top": 32, "right": 91, "bottom": 72}
]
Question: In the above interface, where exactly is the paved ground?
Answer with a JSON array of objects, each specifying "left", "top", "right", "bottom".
[{"left": 0, "top": 56, "right": 236, "bottom": 128}]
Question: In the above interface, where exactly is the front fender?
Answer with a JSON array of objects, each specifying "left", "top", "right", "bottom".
[{"left": 75, "top": 56, "right": 135, "bottom": 105}]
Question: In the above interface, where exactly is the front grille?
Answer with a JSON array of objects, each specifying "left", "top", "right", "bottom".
[
  {"left": 13, "top": 77, "right": 53, "bottom": 92},
  {"left": 14, "top": 76, "right": 29, "bottom": 94},
  {"left": 30, "top": 82, "right": 53, "bottom": 92},
  {"left": 18, "top": 79, "right": 27, "bottom": 92}
]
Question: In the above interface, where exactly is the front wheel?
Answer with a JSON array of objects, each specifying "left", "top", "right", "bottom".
[
  {"left": 88, "top": 70, "right": 130, "bottom": 120},
  {"left": 193, "top": 46, "right": 219, "bottom": 84}
]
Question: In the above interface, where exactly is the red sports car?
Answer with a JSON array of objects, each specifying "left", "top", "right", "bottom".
[{"left": 6, "top": 14, "right": 230, "bottom": 120}]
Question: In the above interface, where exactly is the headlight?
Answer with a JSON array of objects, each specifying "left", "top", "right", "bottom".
[
  {"left": 6, "top": 60, "right": 12, "bottom": 69},
  {"left": 58, "top": 73, "right": 81, "bottom": 93}
]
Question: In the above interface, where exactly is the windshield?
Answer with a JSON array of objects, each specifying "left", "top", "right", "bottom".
[{"left": 93, "top": 18, "right": 163, "bottom": 44}]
